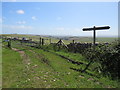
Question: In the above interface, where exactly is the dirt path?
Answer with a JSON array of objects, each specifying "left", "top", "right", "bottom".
[{"left": 12, "top": 48, "right": 31, "bottom": 69}]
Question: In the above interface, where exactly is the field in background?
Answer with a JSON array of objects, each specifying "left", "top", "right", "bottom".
[{"left": 1, "top": 34, "right": 118, "bottom": 44}]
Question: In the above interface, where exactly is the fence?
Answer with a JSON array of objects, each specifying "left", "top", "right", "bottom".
[{"left": 2, "top": 36, "right": 109, "bottom": 52}]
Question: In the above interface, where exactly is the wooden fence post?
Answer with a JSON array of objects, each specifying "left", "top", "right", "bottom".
[
  {"left": 7, "top": 38, "right": 11, "bottom": 48},
  {"left": 50, "top": 38, "right": 51, "bottom": 44},
  {"left": 39, "top": 37, "right": 42, "bottom": 46},
  {"left": 73, "top": 40, "right": 75, "bottom": 44},
  {"left": 42, "top": 38, "right": 44, "bottom": 45}
]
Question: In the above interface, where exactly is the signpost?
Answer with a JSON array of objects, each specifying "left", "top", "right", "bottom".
[
  {"left": 81, "top": 26, "right": 110, "bottom": 73},
  {"left": 82, "top": 26, "right": 110, "bottom": 50}
]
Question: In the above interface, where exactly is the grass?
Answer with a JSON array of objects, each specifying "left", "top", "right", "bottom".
[
  {"left": 2, "top": 47, "right": 26, "bottom": 88},
  {"left": 24, "top": 48, "right": 79, "bottom": 88},
  {"left": 2, "top": 40, "right": 119, "bottom": 88},
  {"left": 54, "top": 51, "right": 88, "bottom": 63},
  {"left": 2, "top": 37, "right": 119, "bottom": 88}
]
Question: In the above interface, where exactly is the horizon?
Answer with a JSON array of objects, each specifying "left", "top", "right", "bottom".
[
  {"left": 1, "top": 33, "right": 118, "bottom": 38},
  {"left": 1, "top": 2, "right": 118, "bottom": 37}
]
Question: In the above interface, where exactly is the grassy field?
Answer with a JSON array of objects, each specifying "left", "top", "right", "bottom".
[
  {"left": 2, "top": 38, "right": 119, "bottom": 88},
  {"left": 1, "top": 34, "right": 118, "bottom": 44}
]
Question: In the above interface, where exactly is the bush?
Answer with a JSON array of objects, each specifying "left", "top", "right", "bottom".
[{"left": 82, "top": 40, "right": 120, "bottom": 80}]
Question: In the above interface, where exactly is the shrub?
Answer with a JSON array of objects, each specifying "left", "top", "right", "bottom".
[{"left": 82, "top": 40, "right": 120, "bottom": 80}]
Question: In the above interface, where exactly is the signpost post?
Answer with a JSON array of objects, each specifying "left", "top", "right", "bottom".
[{"left": 82, "top": 26, "right": 110, "bottom": 50}]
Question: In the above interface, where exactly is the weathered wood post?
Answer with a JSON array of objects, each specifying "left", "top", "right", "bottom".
[
  {"left": 73, "top": 40, "right": 75, "bottom": 44},
  {"left": 72, "top": 40, "right": 75, "bottom": 52},
  {"left": 93, "top": 26, "right": 96, "bottom": 50},
  {"left": 39, "top": 37, "right": 42, "bottom": 46},
  {"left": 42, "top": 38, "right": 44, "bottom": 45},
  {"left": 82, "top": 26, "right": 110, "bottom": 50},
  {"left": 49, "top": 38, "right": 51, "bottom": 44},
  {"left": 21, "top": 39, "right": 22, "bottom": 45},
  {"left": 7, "top": 38, "right": 11, "bottom": 48}
]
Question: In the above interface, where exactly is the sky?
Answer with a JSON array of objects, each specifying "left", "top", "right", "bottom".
[{"left": 1, "top": 2, "right": 118, "bottom": 37}]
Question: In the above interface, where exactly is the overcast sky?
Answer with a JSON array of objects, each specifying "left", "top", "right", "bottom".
[{"left": 1, "top": 2, "right": 118, "bottom": 37}]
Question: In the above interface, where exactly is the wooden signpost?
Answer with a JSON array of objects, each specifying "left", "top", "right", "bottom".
[
  {"left": 82, "top": 26, "right": 110, "bottom": 50},
  {"left": 81, "top": 26, "right": 110, "bottom": 73}
]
